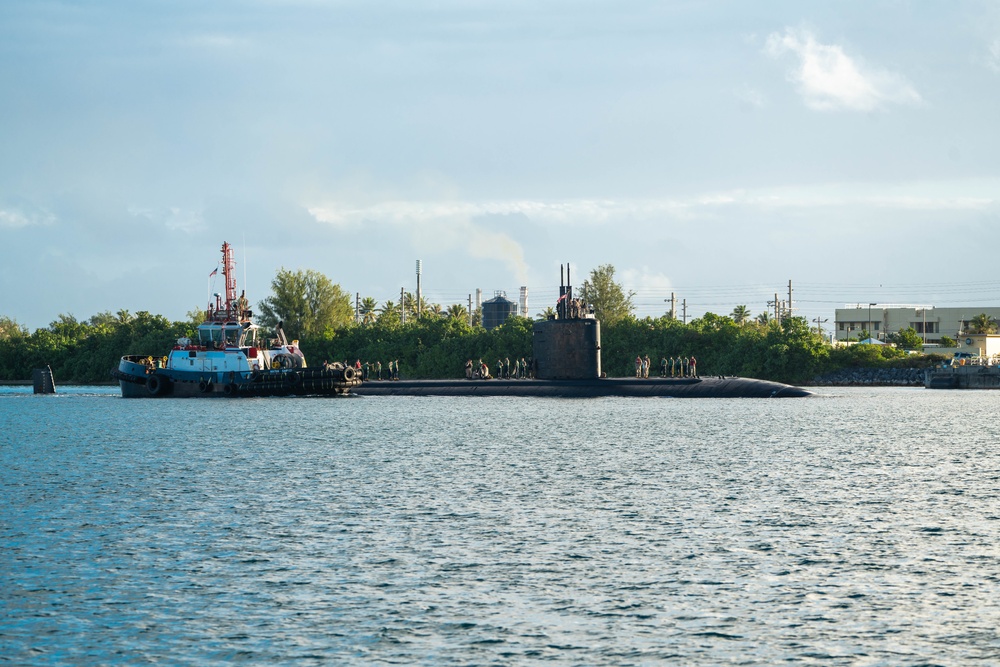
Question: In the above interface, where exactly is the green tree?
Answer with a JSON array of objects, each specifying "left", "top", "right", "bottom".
[
  {"left": 0, "top": 316, "right": 28, "bottom": 340},
  {"left": 359, "top": 297, "right": 379, "bottom": 325},
  {"left": 756, "top": 312, "right": 771, "bottom": 326},
  {"left": 939, "top": 334, "right": 957, "bottom": 348},
  {"left": 969, "top": 313, "right": 997, "bottom": 334},
  {"left": 446, "top": 303, "right": 468, "bottom": 321},
  {"left": 890, "top": 327, "right": 923, "bottom": 350},
  {"left": 378, "top": 300, "right": 401, "bottom": 327},
  {"left": 731, "top": 305, "right": 751, "bottom": 325},
  {"left": 257, "top": 268, "right": 353, "bottom": 340},
  {"left": 579, "top": 264, "right": 635, "bottom": 325},
  {"left": 184, "top": 307, "right": 208, "bottom": 326},
  {"left": 536, "top": 306, "right": 556, "bottom": 320}
]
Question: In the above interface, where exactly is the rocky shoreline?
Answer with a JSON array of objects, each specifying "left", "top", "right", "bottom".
[{"left": 811, "top": 367, "right": 925, "bottom": 387}]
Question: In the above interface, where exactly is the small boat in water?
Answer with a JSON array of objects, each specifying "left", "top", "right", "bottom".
[{"left": 111, "top": 242, "right": 360, "bottom": 398}]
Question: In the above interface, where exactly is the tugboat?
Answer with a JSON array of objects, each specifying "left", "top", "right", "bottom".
[{"left": 111, "top": 242, "right": 361, "bottom": 398}]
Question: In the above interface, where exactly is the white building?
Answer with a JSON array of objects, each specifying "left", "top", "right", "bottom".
[{"left": 834, "top": 304, "right": 1000, "bottom": 346}]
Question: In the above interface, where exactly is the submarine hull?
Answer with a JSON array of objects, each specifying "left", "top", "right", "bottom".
[{"left": 352, "top": 377, "right": 810, "bottom": 398}]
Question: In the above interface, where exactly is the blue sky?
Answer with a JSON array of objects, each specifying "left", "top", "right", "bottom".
[{"left": 2, "top": 1, "right": 999, "bottom": 330}]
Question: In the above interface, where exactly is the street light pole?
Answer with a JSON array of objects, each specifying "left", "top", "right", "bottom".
[{"left": 868, "top": 303, "right": 876, "bottom": 341}]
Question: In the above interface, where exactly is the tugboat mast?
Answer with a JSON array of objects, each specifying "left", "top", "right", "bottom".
[{"left": 221, "top": 242, "right": 237, "bottom": 316}]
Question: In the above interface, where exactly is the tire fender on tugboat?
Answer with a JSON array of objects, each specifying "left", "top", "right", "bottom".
[
  {"left": 223, "top": 383, "right": 237, "bottom": 396},
  {"left": 147, "top": 374, "right": 170, "bottom": 396},
  {"left": 342, "top": 366, "right": 355, "bottom": 381},
  {"left": 198, "top": 380, "right": 213, "bottom": 393}
]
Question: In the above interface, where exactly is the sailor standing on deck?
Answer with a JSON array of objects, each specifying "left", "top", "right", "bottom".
[
  {"left": 635, "top": 356, "right": 642, "bottom": 378},
  {"left": 237, "top": 290, "right": 249, "bottom": 318}
]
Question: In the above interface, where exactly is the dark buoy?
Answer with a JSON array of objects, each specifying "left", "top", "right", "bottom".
[{"left": 32, "top": 366, "right": 56, "bottom": 394}]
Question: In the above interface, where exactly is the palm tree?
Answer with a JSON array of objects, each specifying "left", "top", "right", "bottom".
[
  {"left": 447, "top": 303, "right": 468, "bottom": 320},
  {"left": 427, "top": 303, "right": 444, "bottom": 318},
  {"left": 536, "top": 306, "right": 556, "bottom": 320},
  {"left": 756, "top": 312, "right": 771, "bottom": 325},
  {"left": 378, "top": 301, "right": 399, "bottom": 324},
  {"left": 969, "top": 313, "right": 997, "bottom": 334},
  {"left": 731, "top": 305, "right": 751, "bottom": 325},
  {"left": 360, "top": 296, "right": 378, "bottom": 325}
]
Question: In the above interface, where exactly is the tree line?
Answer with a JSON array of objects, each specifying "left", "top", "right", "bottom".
[{"left": 0, "top": 265, "right": 950, "bottom": 385}]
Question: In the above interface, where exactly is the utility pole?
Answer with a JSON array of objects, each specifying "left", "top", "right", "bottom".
[
  {"left": 682, "top": 299, "right": 688, "bottom": 325},
  {"left": 812, "top": 316, "right": 828, "bottom": 338},
  {"left": 468, "top": 294, "right": 473, "bottom": 327},
  {"left": 415, "top": 260, "right": 422, "bottom": 317},
  {"left": 400, "top": 287, "right": 405, "bottom": 325},
  {"left": 355, "top": 292, "right": 360, "bottom": 324},
  {"left": 787, "top": 280, "right": 793, "bottom": 320},
  {"left": 671, "top": 292, "right": 677, "bottom": 319}
]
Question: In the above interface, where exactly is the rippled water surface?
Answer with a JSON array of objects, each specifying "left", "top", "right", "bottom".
[{"left": 2, "top": 386, "right": 999, "bottom": 665}]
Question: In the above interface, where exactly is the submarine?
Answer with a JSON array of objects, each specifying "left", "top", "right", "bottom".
[{"left": 354, "top": 265, "right": 810, "bottom": 399}]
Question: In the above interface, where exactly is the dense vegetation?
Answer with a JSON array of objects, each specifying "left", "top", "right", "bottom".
[
  {"left": 3, "top": 262, "right": 966, "bottom": 385},
  {"left": 0, "top": 309, "right": 939, "bottom": 386}
]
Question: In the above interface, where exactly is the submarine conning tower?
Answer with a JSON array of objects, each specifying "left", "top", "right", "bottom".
[{"left": 532, "top": 263, "right": 602, "bottom": 380}]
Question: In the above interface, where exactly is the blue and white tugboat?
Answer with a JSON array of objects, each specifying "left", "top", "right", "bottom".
[{"left": 112, "top": 242, "right": 360, "bottom": 398}]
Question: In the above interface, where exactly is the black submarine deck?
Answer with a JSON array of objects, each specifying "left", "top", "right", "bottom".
[{"left": 352, "top": 376, "right": 810, "bottom": 398}]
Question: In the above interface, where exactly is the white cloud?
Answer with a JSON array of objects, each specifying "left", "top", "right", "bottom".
[
  {"left": 0, "top": 207, "right": 55, "bottom": 229},
  {"left": 989, "top": 38, "right": 1000, "bottom": 73},
  {"left": 308, "top": 180, "right": 999, "bottom": 240},
  {"left": 621, "top": 266, "right": 674, "bottom": 295},
  {"left": 764, "top": 28, "right": 922, "bottom": 111},
  {"left": 734, "top": 84, "right": 766, "bottom": 108},
  {"left": 128, "top": 206, "right": 203, "bottom": 233},
  {"left": 308, "top": 201, "right": 531, "bottom": 283}
]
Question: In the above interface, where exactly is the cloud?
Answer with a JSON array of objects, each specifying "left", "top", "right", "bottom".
[
  {"left": 734, "top": 84, "right": 766, "bottom": 109},
  {"left": 127, "top": 205, "right": 204, "bottom": 233},
  {"left": 764, "top": 28, "right": 922, "bottom": 111},
  {"left": 989, "top": 38, "right": 1000, "bottom": 73},
  {"left": 621, "top": 266, "right": 674, "bottom": 295},
  {"left": 309, "top": 181, "right": 999, "bottom": 238},
  {"left": 0, "top": 205, "right": 55, "bottom": 229},
  {"left": 308, "top": 201, "right": 531, "bottom": 283}
]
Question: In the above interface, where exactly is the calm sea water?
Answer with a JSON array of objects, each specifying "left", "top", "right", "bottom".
[{"left": 1, "top": 386, "right": 998, "bottom": 666}]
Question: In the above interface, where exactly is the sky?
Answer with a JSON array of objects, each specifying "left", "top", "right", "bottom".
[{"left": 2, "top": 0, "right": 1000, "bottom": 331}]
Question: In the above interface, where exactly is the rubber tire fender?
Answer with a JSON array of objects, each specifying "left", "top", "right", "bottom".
[
  {"left": 342, "top": 366, "right": 355, "bottom": 382},
  {"left": 147, "top": 375, "right": 170, "bottom": 396}
]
